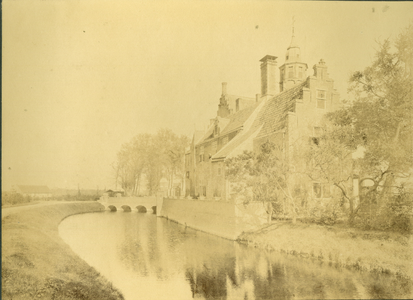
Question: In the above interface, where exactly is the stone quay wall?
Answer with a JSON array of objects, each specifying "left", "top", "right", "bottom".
[{"left": 159, "top": 198, "right": 268, "bottom": 240}]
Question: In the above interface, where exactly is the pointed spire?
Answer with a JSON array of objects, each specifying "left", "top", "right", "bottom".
[{"left": 288, "top": 16, "right": 299, "bottom": 49}]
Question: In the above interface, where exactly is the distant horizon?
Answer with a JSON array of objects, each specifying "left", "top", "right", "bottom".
[{"left": 4, "top": 184, "right": 121, "bottom": 193}]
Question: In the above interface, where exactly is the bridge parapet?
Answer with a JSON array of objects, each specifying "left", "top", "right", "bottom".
[{"left": 98, "top": 196, "right": 159, "bottom": 213}]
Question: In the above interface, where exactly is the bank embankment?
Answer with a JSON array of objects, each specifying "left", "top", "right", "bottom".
[
  {"left": 2, "top": 202, "right": 124, "bottom": 300},
  {"left": 238, "top": 221, "right": 413, "bottom": 279}
]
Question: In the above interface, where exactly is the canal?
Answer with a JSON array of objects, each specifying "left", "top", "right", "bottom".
[{"left": 59, "top": 211, "right": 411, "bottom": 299}]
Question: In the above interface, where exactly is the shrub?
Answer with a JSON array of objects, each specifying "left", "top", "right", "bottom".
[
  {"left": 2, "top": 192, "right": 32, "bottom": 206},
  {"left": 305, "top": 196, "right": 346, "bottom": 225},
  {"left": 355, "top": 187, "right": 413, "bottom": 233}
]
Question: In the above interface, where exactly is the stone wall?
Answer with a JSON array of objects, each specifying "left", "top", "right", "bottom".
[{"left": 159, "top": 198, "right": 268, "bottom": 240}]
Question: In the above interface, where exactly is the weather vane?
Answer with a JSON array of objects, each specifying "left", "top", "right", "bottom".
[{"left": 292, "top": 16, "right": 295, "bottom": 36}]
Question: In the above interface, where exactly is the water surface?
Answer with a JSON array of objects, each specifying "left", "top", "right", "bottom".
[{"left": 59, "top": 212, "right": 412, "bottom": 299}]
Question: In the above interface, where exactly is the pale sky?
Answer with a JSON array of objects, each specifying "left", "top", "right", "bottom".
[{"left": 2, "top": 1, "right": 412, "bottom": 191}]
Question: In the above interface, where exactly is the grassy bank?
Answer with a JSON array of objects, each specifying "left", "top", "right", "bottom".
[
  {"left": 2, "top": 202, "right": 124, "bottom": 300},
  {"left": 238, "top": 221, "right": 413, "bottom": 279}
]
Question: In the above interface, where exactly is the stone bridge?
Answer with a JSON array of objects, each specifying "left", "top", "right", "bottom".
[{"left": 98, "top": 196, "right": 160, "bottom": 214}]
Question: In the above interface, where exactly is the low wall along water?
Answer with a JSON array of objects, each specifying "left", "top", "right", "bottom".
[{"left": 159, "top": 198, "right": 268, "bottom": 240}]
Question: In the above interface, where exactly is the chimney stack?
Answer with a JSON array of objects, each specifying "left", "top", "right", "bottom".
[
  {"left": 222, "top": 82, "right": 227, "bottom": 95},
  {"left": 260, "top": 55, "right": 279, "bottom": 96}
]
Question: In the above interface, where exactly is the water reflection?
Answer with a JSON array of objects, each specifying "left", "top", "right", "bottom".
[{"left": 59, "top": 212, "right": 412, "bottom": 300}]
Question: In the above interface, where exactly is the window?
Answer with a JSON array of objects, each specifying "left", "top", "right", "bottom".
[
  {"left": 214, "top": 124, "right": 220, "bottom": 136},
  {"left": 186, "top": 171, "right": 190, "bottom": 178},
  {"left": 288, "top": 66, "right": 294, "bottom": 78},
  {"left": 316, "top": 90, "right": 326, "bottom": 109},
  {"left": 311, "top": 127, "right": 324, "bottom": 145},
  {"left": 313, "top": 183, "right": 331, "bottom": 198},
  {"left": 217, "top": 167, "right": 221, "bottom": 176},
  {"left": 199, "top": 146, "right": 204, "bottom": 162},
  {"left": 202, "top": 186, "right": 206, "bottom": 197},
  {"left": 298, "top": 66, "right": 303, "bottom": 78}
]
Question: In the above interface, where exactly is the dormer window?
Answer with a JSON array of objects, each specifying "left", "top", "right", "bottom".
[
  {"left": 236, "top": 99, "right": 240, "bottom": 112},
  {"left": 286, "top": 55, "right": 289, "bottom": 60}
]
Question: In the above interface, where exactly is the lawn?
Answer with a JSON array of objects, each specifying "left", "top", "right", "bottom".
[{"left": 2, "top": 202, "right": 124, "bottom": 300}]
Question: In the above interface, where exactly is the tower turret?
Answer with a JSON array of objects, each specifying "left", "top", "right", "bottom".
[
  {"left": 217, "top": 82, "right": 231, "bottom": 118},
  {"left": 279, "top": 25, "right": 308, "bottom": 92}
]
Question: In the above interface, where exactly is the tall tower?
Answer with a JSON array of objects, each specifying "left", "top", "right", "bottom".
[
  {"left": 279, "top": 21, "right": 308, "bottom": 92},
  {"left": 217, "top": 82, "right": 231, "bottom": 118}
]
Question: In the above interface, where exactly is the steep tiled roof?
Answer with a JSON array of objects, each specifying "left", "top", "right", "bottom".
[
  {"left": 220, "top": 102, "right": 260, "bottom": 135},
  {"left": 17, "top": 185, "right": 51, "bottom": 194},
  {"left": 256, "top": 80, "right": 307, "bottom": 138},
  {"left": 212, "top": 126, "right": 262, "bottom": 160},
  {"left": 213, "top": 80, "right": 308, "bottom": 160},
  {"left": 193, "top": 130, "right": 205, "bottom": 144}
]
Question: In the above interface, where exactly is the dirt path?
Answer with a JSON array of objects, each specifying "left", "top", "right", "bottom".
[{"left": 2, "top": 201, "right": 97, "bottom": 219}]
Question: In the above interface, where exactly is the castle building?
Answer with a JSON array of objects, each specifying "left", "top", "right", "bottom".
[{"left": 184, "top": 32, "right": 340, "bottom": 202}]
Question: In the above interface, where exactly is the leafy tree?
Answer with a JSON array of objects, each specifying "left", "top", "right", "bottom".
[
  {"left": 226, "top": 142, "right": 302, "bottom": 224},
  {"left": 327, "top": 24, "right": 413, "bottom": 225},
  {"left": 155, "top": 129, "right": 189, "bottom": 197},
  {"left": 304, "top": 119, "right": 355, "bottom": 223},
  {"left": 113, "top": 129, "right": 189, "bottom": 197}
]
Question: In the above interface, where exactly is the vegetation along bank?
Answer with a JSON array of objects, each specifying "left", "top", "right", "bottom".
[
  {"left": 238, "top": 221, "right": 413, "bottom": 281},
  {"left": 2, "top": 202, "right": 124, "bottom": 300}
]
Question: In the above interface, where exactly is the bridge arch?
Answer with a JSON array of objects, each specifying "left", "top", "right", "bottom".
[
  {"left": 121, "top": 205, "right": 132, "bottom": 212},
  {"left": 136, "top": 205, "right": 147, "bottom": 213},
  {"left": 108, "top": 205, "right": 117, "bottom": 212}
]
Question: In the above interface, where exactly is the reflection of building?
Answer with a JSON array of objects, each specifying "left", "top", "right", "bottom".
[
  {"left": 185, "top": 31, "right": 340, "bottom": 202},
  {"left": 16, "top": 185, "right": 52, "bottom": 198}
]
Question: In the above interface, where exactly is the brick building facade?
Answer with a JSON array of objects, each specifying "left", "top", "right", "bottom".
[{"left": 185, "top": 32, "right": 341, "bottom": 202}]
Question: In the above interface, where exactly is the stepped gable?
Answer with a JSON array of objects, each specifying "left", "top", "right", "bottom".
[
  {"left": 225, "top": 94, "right": 255, "bottom": 113},
  {"left": 256, "top": 80, "right": 307, "bottom": 138}
]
